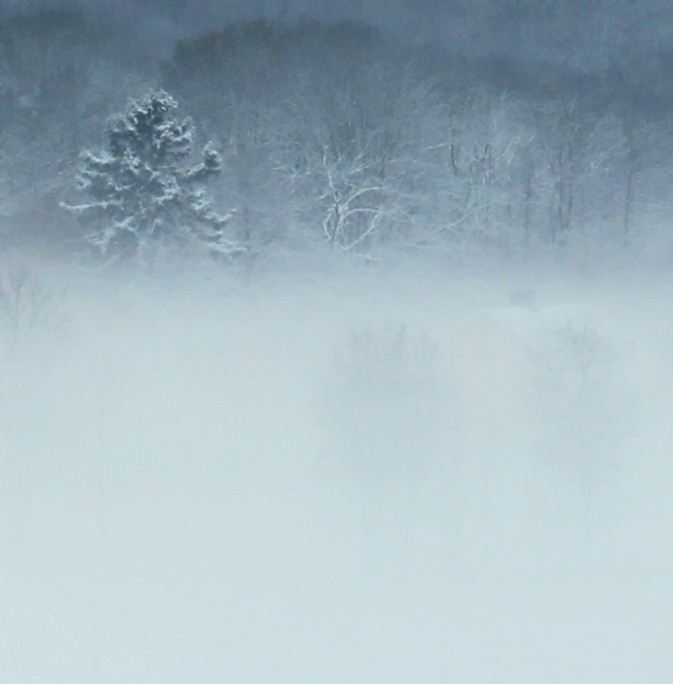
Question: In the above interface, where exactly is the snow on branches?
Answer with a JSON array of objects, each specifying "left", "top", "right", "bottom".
[{"left": 63, "top": 90, "right": 240, "bottom": 264}]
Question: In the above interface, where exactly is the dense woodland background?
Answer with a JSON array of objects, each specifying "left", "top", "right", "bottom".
[{"left": 3, "top": 1, "right": 673, "bottom": 271}]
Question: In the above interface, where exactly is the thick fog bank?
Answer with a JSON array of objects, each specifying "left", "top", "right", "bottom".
[{"left": 1, "top": 265, "right": 672, "bottom": 683}]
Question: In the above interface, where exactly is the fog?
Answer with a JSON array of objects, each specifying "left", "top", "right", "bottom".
[
  {"left": 3, "top": 0, "right": 673, "bottom": 678},
  {"left": 3, "top": 0, "right": 665, "bottom": 71},
  {"left": 1, "top": 262, "right": 672, "bottom": 683}
]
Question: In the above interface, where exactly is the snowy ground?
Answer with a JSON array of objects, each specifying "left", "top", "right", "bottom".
[{"left": 1, "top": 265, "right": 672, "bottom": 683}]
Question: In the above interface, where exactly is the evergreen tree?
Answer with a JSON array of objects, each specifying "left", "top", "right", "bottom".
[{"left": 64, "top": 90, "right": 239, "bottom": 262}]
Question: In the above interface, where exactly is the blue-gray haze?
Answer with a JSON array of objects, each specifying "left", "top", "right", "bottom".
[{"left": 1, "top": 1, "right": 673, "bottom": 682}]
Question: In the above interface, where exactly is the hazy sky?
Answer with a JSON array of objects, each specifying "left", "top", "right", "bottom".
[{"left": 1, "top": 0, "right": 666, "bottom": 71}]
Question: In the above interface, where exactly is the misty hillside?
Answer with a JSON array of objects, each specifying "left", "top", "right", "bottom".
[
  {"left": 2, "top": 2, "right": 673, "bottom": 264},
  {"left": 2, "top": 2, "right": 673, "bottom": 684}
]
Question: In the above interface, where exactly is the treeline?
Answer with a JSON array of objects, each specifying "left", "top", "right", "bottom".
[{"left": 3, "top": 7, "right": 673, "bottom": 266}]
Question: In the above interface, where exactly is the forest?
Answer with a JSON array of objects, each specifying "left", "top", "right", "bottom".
[{"left": 2, "top": 3, "right": 673, "bottom": 270}]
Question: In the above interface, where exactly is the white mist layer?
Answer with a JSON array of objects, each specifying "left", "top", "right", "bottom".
[{"left": 1, "top": 267, "right": 672, "bottom": 683}]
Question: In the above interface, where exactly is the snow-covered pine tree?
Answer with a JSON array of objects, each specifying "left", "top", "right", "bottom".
[{"left": 63, "top": 90, "right": 240, "bottom": 263}]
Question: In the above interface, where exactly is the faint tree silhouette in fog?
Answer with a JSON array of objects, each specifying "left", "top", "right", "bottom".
[
  {"left": 322, "top": 324, "right": 450, "bottom": 572},
  {"left": 529, "top": 314, "right": 621, "bottom": 550},
  {"left": 329, "top": 326, "right": 445, "bottom": 487},
  {"left": 0, "top": 267, "right": 66, "bottom": 363},
  {"left": 0, "top": 266, "right": 69, "bottom": 545}
]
